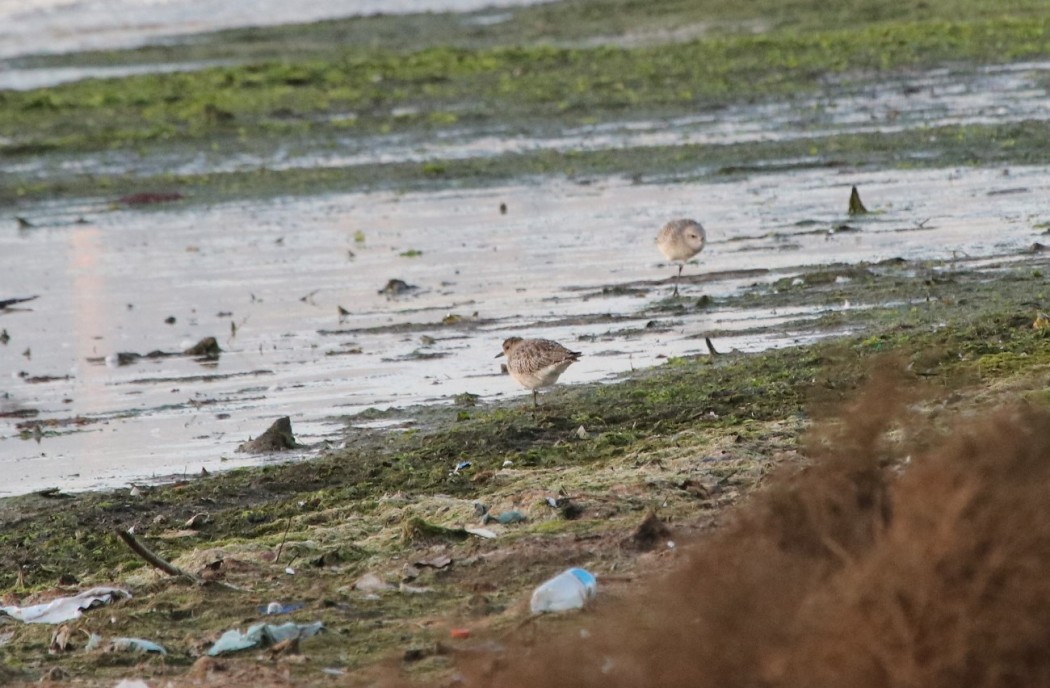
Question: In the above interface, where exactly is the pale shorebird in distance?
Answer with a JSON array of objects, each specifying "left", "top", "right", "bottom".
[
  {"left": 496, "top": 337, "right": 581, "bottom": 408},
  {"left": 656, "top": 218, "right": 706, "bottom": 297}
]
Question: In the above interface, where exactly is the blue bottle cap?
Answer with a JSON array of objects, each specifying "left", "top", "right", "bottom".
[{"left": 568, "top": 567, "right": 597, "bottom": 592}]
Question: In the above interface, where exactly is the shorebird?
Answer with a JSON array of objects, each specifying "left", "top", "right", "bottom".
[
  {"left": 656, "top": 218, "right": 706, "bottom": 297},
  {"left": 496, "top": 337, "right": 581, "bottom": 408}
]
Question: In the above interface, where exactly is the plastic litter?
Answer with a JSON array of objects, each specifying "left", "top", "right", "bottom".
[
  {"left": 0, "top": 587, "right": 131, "bottom": 624},
  {"left": 483, "top": 510, "right": 527, "bottom": 525},
  {"left": 85, "top": 634, "right": 166, "bottom": 654},
  {"left": 207, "top": 621, "right": 324, "bottom": 656},
  {"left": 463, "top": 526, "right": 497, "bottom": 539},
  {"left": 260, "top": 601, "right": 304, "bottom": 616},
  {"left": 530, "top": 568, "right": 597, "bottom": 614},
  {"left": 108, "top": 638, "right": 168, "bottom": 654}
]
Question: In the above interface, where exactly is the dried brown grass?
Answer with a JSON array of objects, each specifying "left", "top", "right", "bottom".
[{"left": 452, "top": 374, "right": 1050, "bottom": 687}]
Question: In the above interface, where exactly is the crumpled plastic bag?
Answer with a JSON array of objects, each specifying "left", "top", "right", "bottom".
[
  {"left": 85, "top": 633, "right": 167, "bottom": 654},
  {"left": 0, "top": 587, "right": 131, "bottom": 624},
  {"left": 207, "top": 621, "right": 324, "bottom": 656}
]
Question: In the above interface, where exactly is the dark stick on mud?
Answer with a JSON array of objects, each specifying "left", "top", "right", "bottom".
[
  {"left": 705, "top": 337, "right": 720, "bottom": 356},
  {"left": 115, "top": 528, "right": 202, "bottom": 583},
  {"left": 275, "top": 517, "right": 293, "bottom": 563},
  {"left": 0, "top": 295, "right": 39, "bottom": 310}
]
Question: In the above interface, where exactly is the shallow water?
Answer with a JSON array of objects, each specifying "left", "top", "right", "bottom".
[
  {"left": 0, "top": 60, "right": 237, "bottom": 91},
  {"left": 9, "top": 59, "right": 1050, "bottom": 184},
  {"left": 1, "top": 165, "right": 1047, "bottom": 495},
  {"left": 0, "top": 0, "right": 549, "bottom": 61}
]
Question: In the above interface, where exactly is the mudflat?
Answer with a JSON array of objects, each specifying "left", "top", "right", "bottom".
[{"left": 2, "top": 0, "right": 1050, "bottom": 684}]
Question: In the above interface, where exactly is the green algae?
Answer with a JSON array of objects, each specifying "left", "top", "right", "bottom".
[
  {"left": 4, "top": 1, "right": 1050, "bottom": 207},
  {"left": 3, "top": 13, "right": 1050, "bottom": 165},
  {"left": 9, "top": 117, "right": 1050, "bottom": 208}
]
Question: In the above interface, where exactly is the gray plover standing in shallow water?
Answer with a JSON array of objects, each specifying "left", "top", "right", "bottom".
[
  {"left": 656, "top": 218, "right": 706, "bottom": 297},
  {"left": 496, "top": 337, "right": 581, "bottom": 408}
]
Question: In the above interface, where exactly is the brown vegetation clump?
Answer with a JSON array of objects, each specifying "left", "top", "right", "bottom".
[{"left": 452, "top": 378, "right": 1050, "bottom": 688}]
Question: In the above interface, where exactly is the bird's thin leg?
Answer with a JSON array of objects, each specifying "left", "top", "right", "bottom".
[
  {"left": 532, "top": 390, "right": 539, "bottom": 408},
  {"left": 673, "top": 263, "right": 683, "bottom": 297}
]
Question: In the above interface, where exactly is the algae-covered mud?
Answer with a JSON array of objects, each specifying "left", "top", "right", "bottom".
[
  {"left": 0, "top": 259, "right": 1049, "bottom": 686},
  {"left": 3, "top": 0, "right": 1050, "bottom": 205},
  {"left": 3, "top": 0, "right": 1050, "bottom": 684}
]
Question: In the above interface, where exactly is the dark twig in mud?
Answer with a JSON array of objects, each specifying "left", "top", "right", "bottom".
[
  {"left": 716, "top": 469, "right": 740, "bottom": 487},
  {"left": 705, "top": 337, "right": 720, "bottom": 356},
  {"left": 275, "top": 517, "right": 293, "bottom": 563},
  {"left": 115, "top": 528, "right": 202, "bottom": 583},
  {"left": 0, "top": 295, "right": 39, "bottom": 310}
]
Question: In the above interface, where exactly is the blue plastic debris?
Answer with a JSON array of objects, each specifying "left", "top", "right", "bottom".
[
  {"left": 484, "top": 510, "right": 527, "bottom": 525},
  {"left": 207, "top": 621, "right": 324, "bottom": 656},
  {"left": 259, "top": 601, "right": 305, "bottom": 616}
]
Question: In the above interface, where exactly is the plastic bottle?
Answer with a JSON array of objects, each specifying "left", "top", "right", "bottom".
[{"left": 529, "top": 567, "right": 597, "bottom": 613}]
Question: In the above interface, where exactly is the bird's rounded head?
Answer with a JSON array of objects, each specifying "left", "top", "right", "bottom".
[{"left": 496, "top": 336, "right": 524, "bottom": 358}]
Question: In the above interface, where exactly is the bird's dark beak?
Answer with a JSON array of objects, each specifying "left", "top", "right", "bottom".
[{"left": 494, "top": 351, "right": 505, "bottom": 358}]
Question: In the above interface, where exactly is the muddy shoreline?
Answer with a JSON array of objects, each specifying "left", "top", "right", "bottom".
[{"left": 2, "top": 253, "right": 1049, "bottom": 684}]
